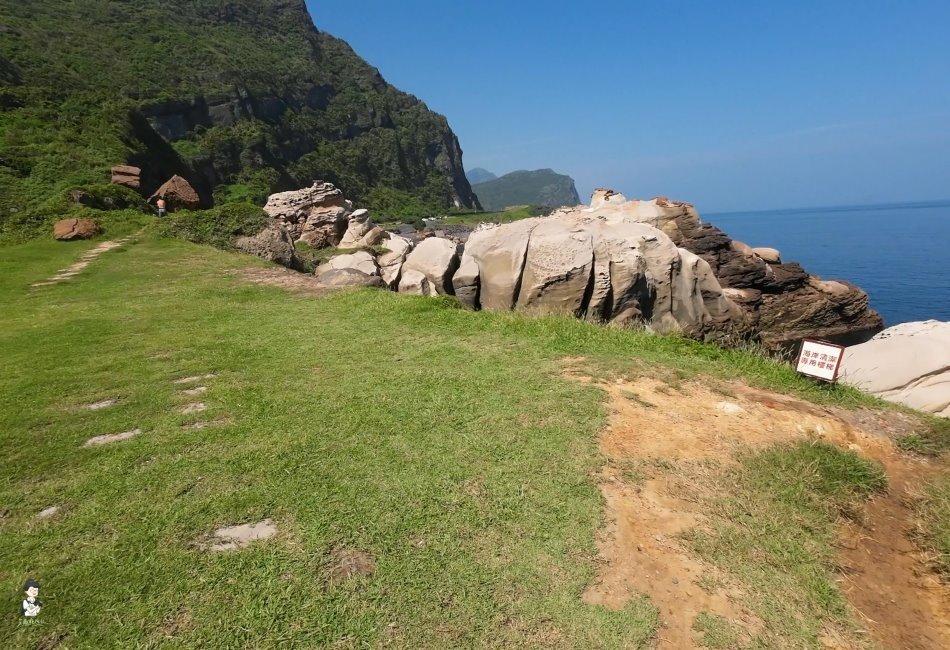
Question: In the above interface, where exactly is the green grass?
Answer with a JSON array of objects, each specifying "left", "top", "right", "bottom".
[
  {"left": 684, "top": 441, "right": 888, "bottom": 647},
  {"left": 914, "top": 474, "right": 950, "bottom": 579},
  {"left": 0, "top": 234, "right": 927, "bottom": 648},
  {"left": 897, "top": 417, "right": 950, "bottom": 457},
  {"left": 692, "top": 611, "right": 745, "bottom": 648}
]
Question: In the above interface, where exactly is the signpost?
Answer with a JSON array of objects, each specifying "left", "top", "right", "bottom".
[{"left": 795, "top": 339, "right": 845, "bottom": 383}]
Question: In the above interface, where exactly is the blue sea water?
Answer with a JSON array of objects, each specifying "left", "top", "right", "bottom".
[{"left": 703, "top": 201, "right": 950, "bottom": 327}]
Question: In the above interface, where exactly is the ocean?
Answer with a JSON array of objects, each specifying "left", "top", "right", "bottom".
[{"left": 703, "top": 201, "right": 950, "bottom": 328}]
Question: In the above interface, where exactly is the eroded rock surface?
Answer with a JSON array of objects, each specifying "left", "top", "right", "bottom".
[{"left": 841, "top": 320, "right": 950, "bottom": 417}]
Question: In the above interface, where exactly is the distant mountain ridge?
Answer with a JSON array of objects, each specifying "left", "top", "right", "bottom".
[
  {"left": 466, "top": 168, "right": 497, "bottom": 185},
  {"left": 472, "top": 169, "right": 580, "bottom": 211}
]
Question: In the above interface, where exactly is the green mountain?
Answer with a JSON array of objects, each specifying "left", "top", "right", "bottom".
[
  {"left": 466, "top": 167, "right": 497, "bottom": 185},
  {"left": 472, "top": 169, "right": 580, "bottom": 212},
  {"left": 0, "top": 0, "right": 479, "bottom": 238}
]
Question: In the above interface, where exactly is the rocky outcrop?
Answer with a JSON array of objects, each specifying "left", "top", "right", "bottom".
[
  {"left": 577, "top": 192, "right": 882, "bottom": 349},
  {"left": 264, "top": 182, "right": 350, "bottom": 247},
  {"left": 840, "top": 321, "right": 950, "bottom": 417},
  {"left": 254, "top": 182, "right": 880, "bottom": 351},
  {"left": 234, "top": 224, "right": 298, "bottom": 269},
  {"left": 111, "top": 165, "right": 141, "bottom": 190},
  {"left": 149, "top": 175, "right": 200, "bottom": 210},
  {"left": 53, "top": 218, "right": 100, "bottom": 241}
]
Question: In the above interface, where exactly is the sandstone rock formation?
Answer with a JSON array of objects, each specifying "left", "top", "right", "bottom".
[
  {"left": 150, "top": 175, "right": 200, "bottom": 210},
  {"left": 54, "top": 218, "right": 100, "bottom": 241},
  {"left": 401, "top": 237, "right": 460, "bottom": 296},
  {"left": 110, "top": 165, "right": 141, "bottom": 190},
  {"left": 840, "top": 320, "right": 950, "bottom": 417},
  {"left": 252, "top": 182, "right": 882, "bottom": 351},
  {"left": 264, "top": 182, "right": 350, "bottom": 247},
  {"left": 234, "top": 224, "right": 298, "bottom": 269}
]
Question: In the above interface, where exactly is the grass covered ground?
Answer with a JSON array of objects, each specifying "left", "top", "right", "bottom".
[{"left": 0, "top": 232, "right": 945, "bottom": 648}]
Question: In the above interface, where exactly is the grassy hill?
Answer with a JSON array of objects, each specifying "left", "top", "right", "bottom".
[
  {"left": 0, "top": 0, "right": 478, "bottom": 241},
  {"left": 472, "top": 169, "right": 581, "bottom": 211},
  {"left": 1, "top": 225, "right": 948, "bottom": 647}
]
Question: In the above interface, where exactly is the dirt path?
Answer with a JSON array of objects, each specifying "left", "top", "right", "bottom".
[
  {"left": 567, "top": 364, "right": 950, "bottom": 649},
  {"left": 31, "top": 236, "right": 134, "bottom": 287}
]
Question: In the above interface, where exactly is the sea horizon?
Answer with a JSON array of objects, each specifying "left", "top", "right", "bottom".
[{"left": 704, "top": 198, "right": 950, "bottom": 219}]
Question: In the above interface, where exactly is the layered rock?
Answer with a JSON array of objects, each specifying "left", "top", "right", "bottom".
[
  {"left": 110, "top": 165, "right": 141, "bottom": 190},
  {"left": 264, "top": 182, "right": 350, "bottom": 247},
  {"left": 840, "top": 321, "right": 950, "bottom": 417}
]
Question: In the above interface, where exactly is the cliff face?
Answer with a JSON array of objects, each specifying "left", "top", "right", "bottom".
[{"left": 0, "top": 0, "right": 478, "bottom": 232}]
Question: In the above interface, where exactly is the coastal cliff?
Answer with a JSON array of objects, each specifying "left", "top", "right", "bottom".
[{"left": 0, "top": 0, "right": 478, "bottom": 238}]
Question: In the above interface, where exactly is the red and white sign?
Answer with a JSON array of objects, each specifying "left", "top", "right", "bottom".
[{"left": 796, "top": 339, "right": 845, "bottom": 382}]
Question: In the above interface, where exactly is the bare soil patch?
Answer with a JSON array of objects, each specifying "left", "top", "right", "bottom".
[
  {"left": 234, "top": 267, "right": 329, "bottom": 297},
  {"left": 324, "top": 546, "right": 376, "bottom": 584},
  {"left": 574, "top": 369, "right": 950, "bottom": 649}
]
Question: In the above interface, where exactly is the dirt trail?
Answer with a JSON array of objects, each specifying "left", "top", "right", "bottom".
[
  {"left": 31, "top": 236, "right": 134, "bottom": 287},
  {"left": 567, "top": 364, "right": 950, "bottom": 649}
]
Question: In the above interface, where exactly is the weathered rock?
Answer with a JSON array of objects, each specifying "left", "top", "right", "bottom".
[
  {"left": 517, "top": 219, "right": 594, "bottom": 315},
  {"left": 377, "top": 233, "right": 413, "bottom": 289},
  {"left": 338, "top": 209, "right": 373, "bottom": 248},
  {"left": 458, "top": 219, "right": 542, "bottom": 310},
  {"left": 315, "top": 268, "right": 384, "bottom": 289},
  {"left": 53, "top": 218, "right": 100, "bottom": 240},
  {"left": 110, "top": 164, "right": 141, "bottom": 189},
  {"left": 235, "top": 224, "right": 298, "bottom": 269},
  {"left": 441, "top": 191, "right": 880, "bottom": 350},
  {"left": 452, "top": 259, "right": 480, "bottom": 308},
  {"left": 316, "top": 251, "right": 379, "bottom": 277},
  {"left": 752, "top": 247, "right": 782, "bottom": 264},
  {"left": 401, "top": 237, "right": 460, "bottom": 295},
  {"left": 398, "top": 268, "right": 436, "bottom": 296},
  {"left": 150, "top": 175, "right": 200, "bottom": 210},
  {"left": 265, "top": 181, "right": 348, "bottom": 245},
  {"left": 840, "top": 320, "right": 950, "bottom": 417}
]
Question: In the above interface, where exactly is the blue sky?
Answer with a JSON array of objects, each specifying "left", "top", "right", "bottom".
[{"left": 306, "top": 1, "right": 950, "bottom": 212}]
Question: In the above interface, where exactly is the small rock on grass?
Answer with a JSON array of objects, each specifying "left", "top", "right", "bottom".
[
  {"left": 181, "top": 403, "right": 207, "bottom": 414},
  {"left": 181, "top": 386, "right": 208, "bottom": 396},
  {"left": 36, "top": 506, "right": 60, "bottom": 519},
  {"left": 84, "top": 429, "right": 142, "bottom": 447},
  {"left": 84, "top": 398, "right": 118, "bottom": 411},
  {"left": 205, "top": 519, "right": 277, "bottom": 552},
  {"left": 173, "top": 374, "right": 217, "bottom": 385}
]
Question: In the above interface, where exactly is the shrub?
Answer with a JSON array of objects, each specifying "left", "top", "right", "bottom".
[{"left": 157, "top": 202, "right": 269, "bottom": 250}]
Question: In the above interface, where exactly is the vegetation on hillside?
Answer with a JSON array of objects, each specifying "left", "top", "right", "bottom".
[
  {"left": 0, "top": 0, "right": 476, "bottom": 242},
  {"left": 472, "top": 168, "right": 581, "bottom": 211}
]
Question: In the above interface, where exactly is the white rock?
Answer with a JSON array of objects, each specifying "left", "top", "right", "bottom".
[
  {"left": 316, "top": 251, "right": 379, "bottom": 277},
  {"left": 840, "top": 320, "right": 950, "bottom": 417},
  {"left": 401, "top": 237, "right": 459, "bottom": 295}
]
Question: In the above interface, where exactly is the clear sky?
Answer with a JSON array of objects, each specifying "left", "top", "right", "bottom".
[{"left": 305, "top": 1, "right": 950, "bottom": 213}]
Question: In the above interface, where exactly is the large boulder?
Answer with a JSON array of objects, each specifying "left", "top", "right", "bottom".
[
  {"left": 338, "top": 209, "right": 374, "bottom": 249},
  {"left": 401, "top": 237, "right": 460, "bottom": 295},
  {"left": 517, "top": 218, "right": 594, "bottom": 316},
  {"left": 53, "top": 218, "right": 100, "bottom": 241},
  {"left": 234, "top": 224, "right": 298, "bottom": 269},
  {"left": 150, "top": 175, "right": 200, "bottom": 210},
  {"left": 840, "top": 320, "right": 950, "bottom": 417},
  {"left": 398, "top": 269, "right": 437, "bottom": 296},
  {"left": 456, "top": 219, "right": 542, "bottom": 310}
]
